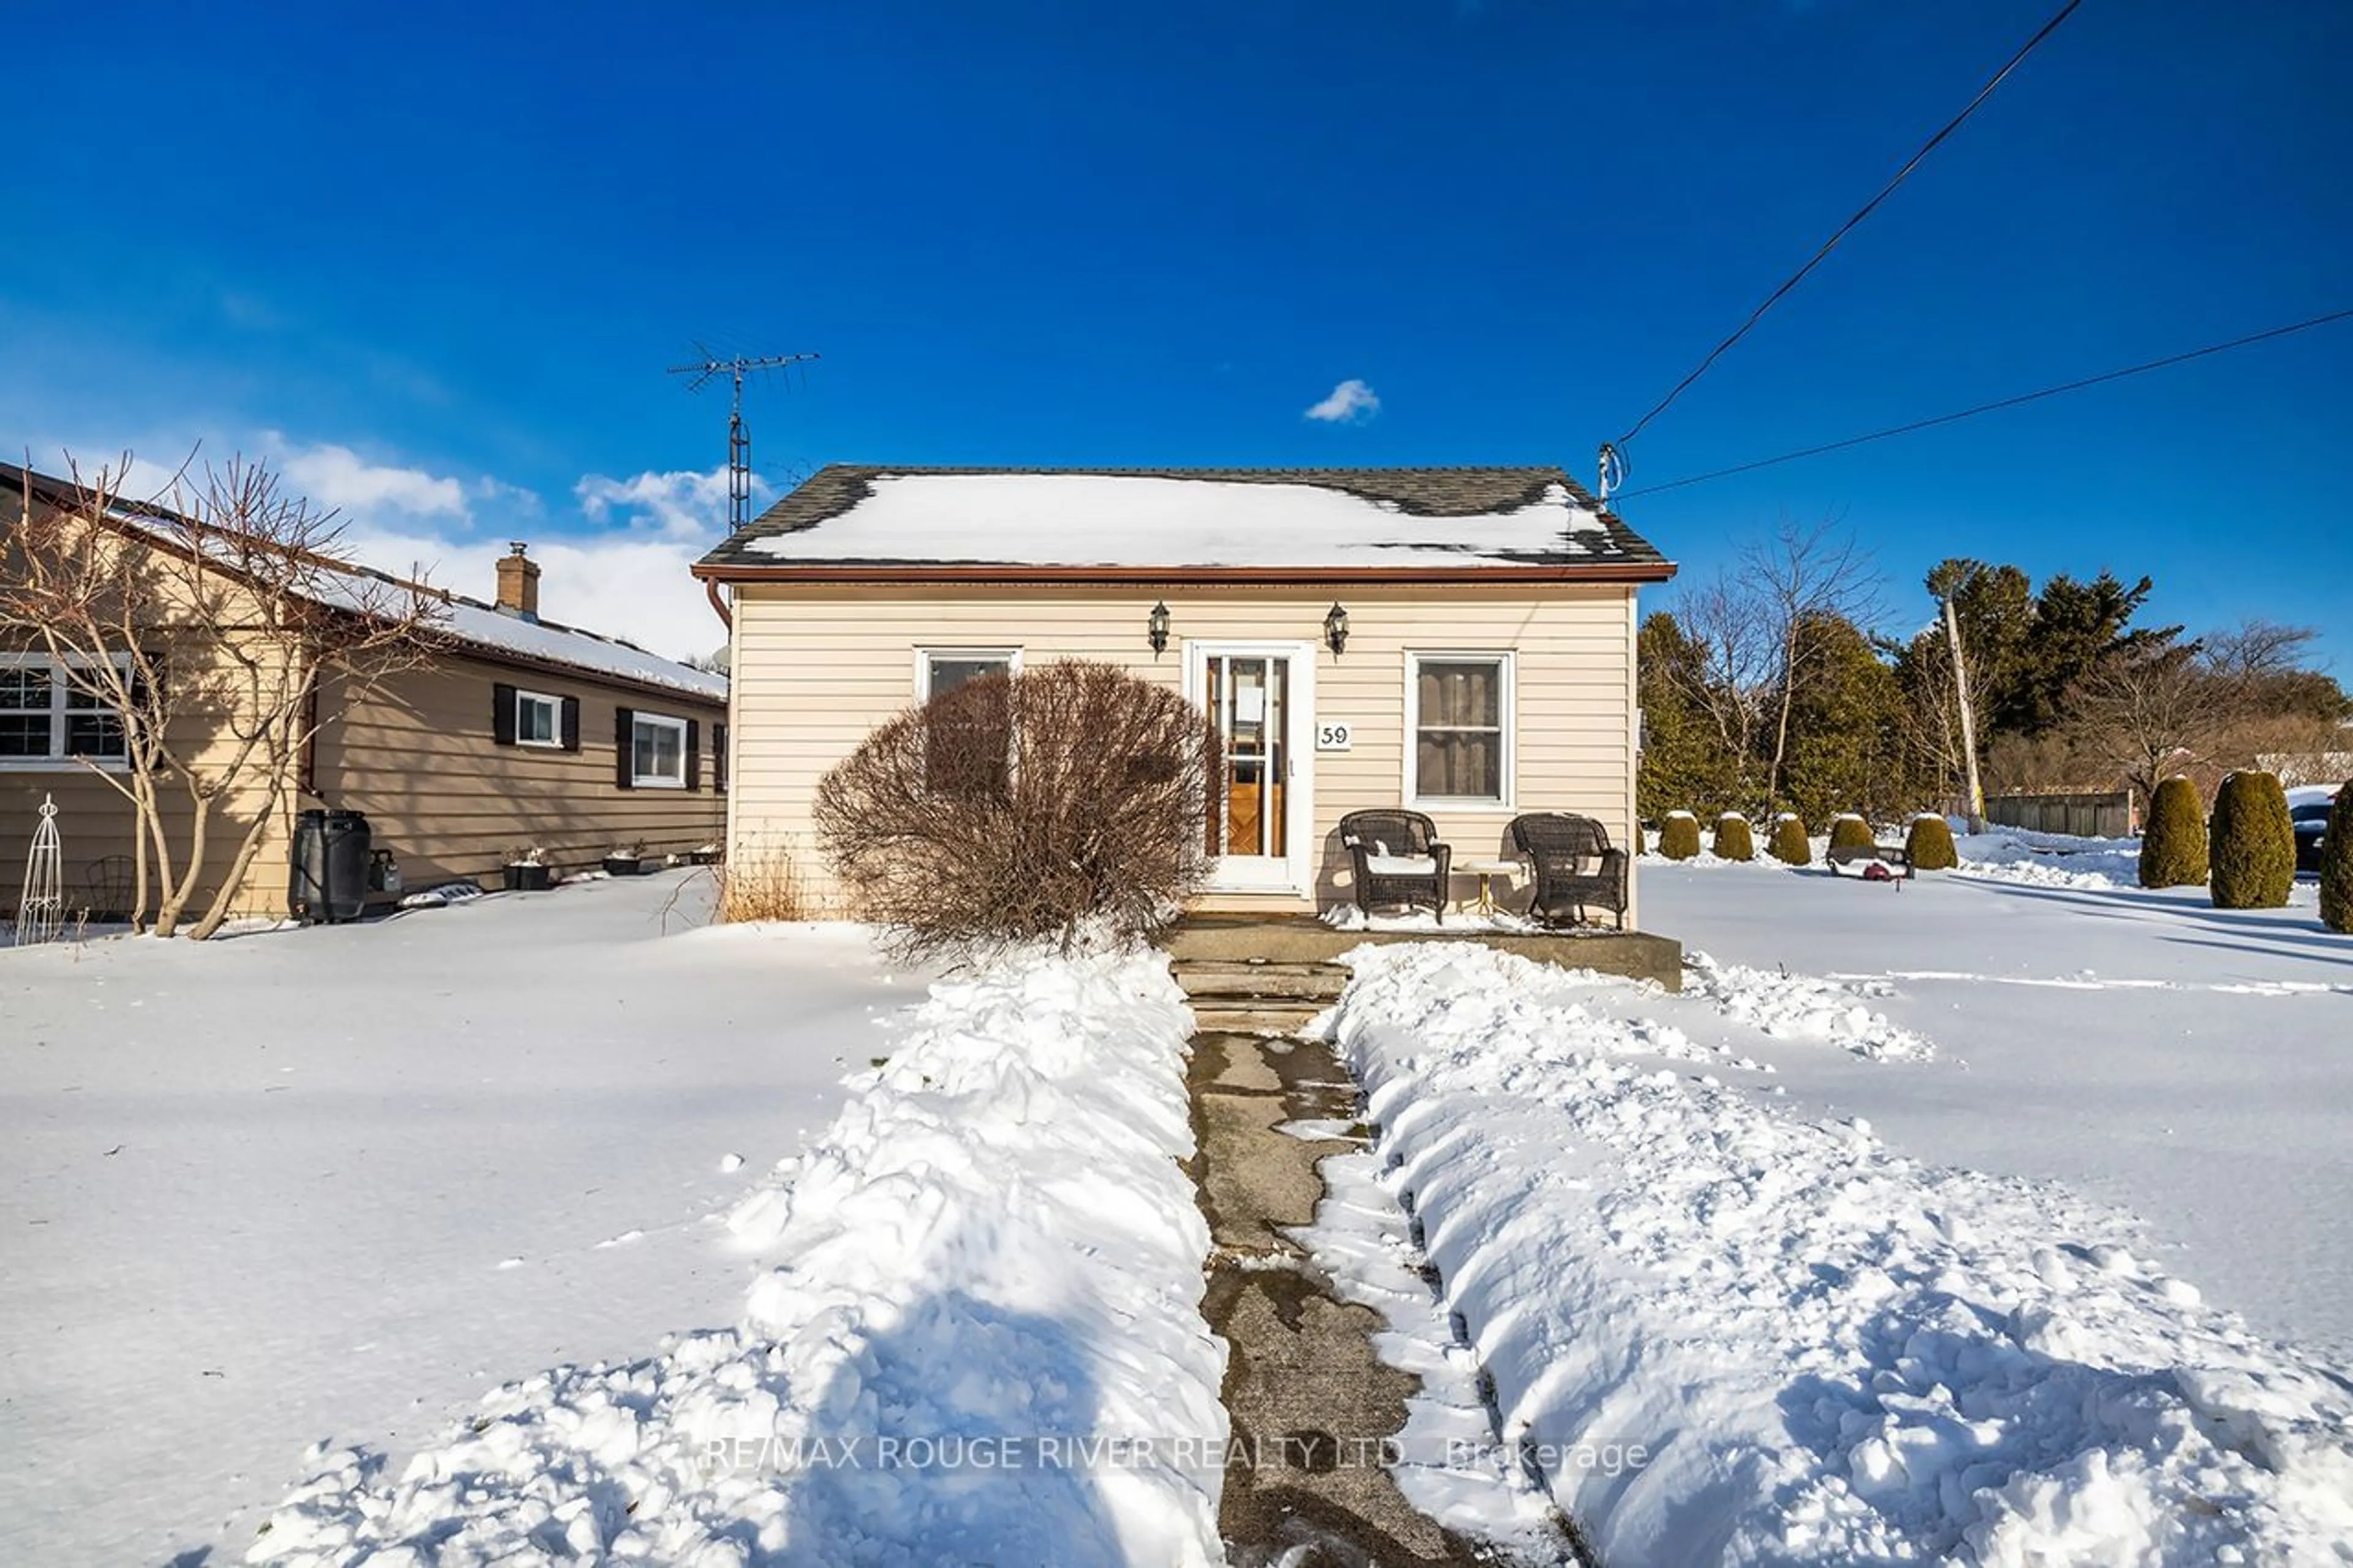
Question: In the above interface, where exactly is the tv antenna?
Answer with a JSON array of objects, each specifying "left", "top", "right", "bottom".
[{"left": 667, "top": 344, "right": 819, "bottom": 532}]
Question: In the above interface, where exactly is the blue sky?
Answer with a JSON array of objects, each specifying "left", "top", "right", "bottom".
[{"left": 9, "top": 1, "right": 2349, "bottom": 661}]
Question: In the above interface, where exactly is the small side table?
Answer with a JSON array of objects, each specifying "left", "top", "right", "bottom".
[{"left": 1456, "top": 857, "right": 1523, "bottom": 917}]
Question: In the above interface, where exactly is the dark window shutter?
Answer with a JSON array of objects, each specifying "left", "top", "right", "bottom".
[
  {"left": 615, "top": 706, "right": 635, "bottom": 789},
  {"left": 685, "top": 719, "right": 702, "bottom": 791},
  {"left": 714, "top": 722, "right": 729, "bottom": 793},
  {"left": 493, "top": 683, "right": 517, "bottom": 746},
  {"left": 560, "top": 696, "right": 581, "bottom": 752}
]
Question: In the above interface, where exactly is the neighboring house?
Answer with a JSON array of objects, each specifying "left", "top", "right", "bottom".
[
  {"left": 693, "top": 465, "right": 1673, "bottom": 923},
  {"left": 2, "top": 461, "right": 727, "bottom": 920}
]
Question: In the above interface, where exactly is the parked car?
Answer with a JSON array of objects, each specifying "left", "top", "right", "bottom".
[{"left": 2288, "top": 784, "right": 2341, "bottom": 874}]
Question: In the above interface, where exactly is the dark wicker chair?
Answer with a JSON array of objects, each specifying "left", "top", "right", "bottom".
[
  {"left": 1337, "top": 809, "right": 1452, "bottom": 922},
  {"left": 1509, "top": 812, "right": 1630, "bottom": 930}
]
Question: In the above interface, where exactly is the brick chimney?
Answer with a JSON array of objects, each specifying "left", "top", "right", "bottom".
[{"left": 494, "top": 541, "right": 540, "bottom": 621}]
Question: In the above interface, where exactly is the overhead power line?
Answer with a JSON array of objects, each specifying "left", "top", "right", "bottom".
[
  {"left": 1610, "top": 306, "right": 2353, "bottom": 501},
  {"left": 1611, "top": 0, "right": 2084, "bottom": 461}
]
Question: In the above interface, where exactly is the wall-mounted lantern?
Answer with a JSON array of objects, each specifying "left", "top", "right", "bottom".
[
  {"left": 1148, "top": 600, "right": 1171, "bottom": 657},
  {"left": 1324, "top": 601, "right": 1350, "bottom": 657}
]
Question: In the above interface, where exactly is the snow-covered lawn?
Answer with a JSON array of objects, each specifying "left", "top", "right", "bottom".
[
  {"left": 0, "top": 874, "right": 926, "bottom": 1567},
  {"left": 242, "top": 946, "right": 1224, "bottom": 1567},
  {"left": 1306, "top": 855, "right": 2353, "bottom": 1563}
]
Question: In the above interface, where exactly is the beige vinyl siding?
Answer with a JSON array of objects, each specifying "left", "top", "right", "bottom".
[
  {"left": 726, "top": 581, "right": 1640, "bottom": 925},
  {"left": 313, "top": 654, "right": 726, "bottom": 887}
]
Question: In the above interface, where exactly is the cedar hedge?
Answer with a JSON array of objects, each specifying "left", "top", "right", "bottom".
[
  {"left": 2319, "top": 784, "right": 2352, "bottom": 934},
  {"left": 1713, "top": 813, "right": 1754, "bottom": 862},
  {"left": 1828, "top": 815, "right": 1877, "bottom": 854},
  {"left": 1658, "top": 813, "right": 1702, "bottom": 860},
  {"left": 1905, "top": 814, "right": 1958, "bottom": 871},
  {"left": 2139, "top": 776, "right": 2207, "bottom": 888},
  {"left": 2208, "top": 770, "right": 2294, "bottom": 910},
  {"left": 1768, "top": 815, "right": 1811, "bottom": 865}
]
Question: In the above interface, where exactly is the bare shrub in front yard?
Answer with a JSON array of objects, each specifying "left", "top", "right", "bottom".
[{"left": 813, "top": 661, "right": 1219, "bottom": 960}]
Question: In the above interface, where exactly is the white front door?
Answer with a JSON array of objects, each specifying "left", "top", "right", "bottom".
[{"left": 1188, "top": 642, "right": 1315, "bottom": 893}]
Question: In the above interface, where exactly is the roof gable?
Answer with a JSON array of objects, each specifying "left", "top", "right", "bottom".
[{"left": 695, "top": 465, "right": 1670, "bottom": 580}]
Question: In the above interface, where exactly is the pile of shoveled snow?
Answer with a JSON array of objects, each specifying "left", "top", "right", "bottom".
[
  {"left": 1684, "top": 950, "right": 1935, "bottom": 1061},
  {"left": 1953, "top": 826, "right": 2146, "bottom": 891},
  {"left": 1318, "top": 943, "right": 2353, "bottom": 1567},
  {"left": 242, "top": 947, "right": 1226, "bottom": 1568}
]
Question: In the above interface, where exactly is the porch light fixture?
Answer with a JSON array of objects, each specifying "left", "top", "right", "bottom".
[
  {"left": 1324, "top": 601, "right": 1350, "bottom": 656},
  {"left": 1148, "top": 600, "right": 1171, "bottom": 657}
]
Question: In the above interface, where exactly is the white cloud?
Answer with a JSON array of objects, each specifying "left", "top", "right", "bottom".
[
  {"left": 271, "top": 438, "right": 471, "bottom": 520},
  {"left": 576, "top": 467, "right": 770, "bottom": 543},
  {"left": 1305, "top": 378, "right": 1381, "bottom": 424},
  {"left": 340, "top": 524, "right": 727, "bottom": 664},
  {"left": 19, "top": 431, "right": 737, "bottom": 663}
]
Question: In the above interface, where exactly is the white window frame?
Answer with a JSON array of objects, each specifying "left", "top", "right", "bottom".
[
  {"left": 513, "top": 687, "right": 564, "bottom": 749},
  {"left": 1403, "top": 650, "right": 1515, "bottom": 810},
  {"left": 913, "top": 646, "right": 1023, "bottom": 702},
  {"left": 631, "top": 712, "right": 689, "bottom": 789},
  {"left": 0, "top": 653, "right": 133, "bottom": 773}
]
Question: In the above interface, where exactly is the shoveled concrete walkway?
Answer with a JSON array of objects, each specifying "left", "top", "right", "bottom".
[{"left": 1189, "top": 1025, "right": 1509, "bottom": 1566}]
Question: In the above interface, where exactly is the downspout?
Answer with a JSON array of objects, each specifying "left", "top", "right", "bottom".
[{"left": 704, "top": 577, "right": 732, "bottom": 631}]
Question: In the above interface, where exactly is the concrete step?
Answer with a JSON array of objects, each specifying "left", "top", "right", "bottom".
[
  {"left": 1189, "top": 1003, "right": 1328, "bottom": 1036},
  {"left": 1171, "top": 960, "right": 1349, "bottom": 1003}
]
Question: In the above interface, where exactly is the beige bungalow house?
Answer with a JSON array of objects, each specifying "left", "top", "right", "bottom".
[
  {"left": 3, "top": 460, "right": 727, "bottom": 923},
  {"left": 693, "top": 465, "right": 1674, "bottom": 925}
]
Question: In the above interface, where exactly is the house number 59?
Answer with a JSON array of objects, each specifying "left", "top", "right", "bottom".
[{"left": 1315, "top": 722, "right": 1352, "bottom": 752}]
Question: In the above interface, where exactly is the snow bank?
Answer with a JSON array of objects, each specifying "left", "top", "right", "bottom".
[
  {"left": 1684, "top": 950, "right": 1935, "bottom": 1061},
  {"left": 1320, "top": 943, "right": 2353, "bottom": 1566},
  {"left": 243, "top": 947, "right": 1226, "bottom": 1567},
  {"left": 1954, "top": 827, "right": 2146, "bottom": 891}
]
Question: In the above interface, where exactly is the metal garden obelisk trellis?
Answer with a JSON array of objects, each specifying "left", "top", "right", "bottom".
[{"left": 14, "top": 793, "right": 65, "bottom": 945}]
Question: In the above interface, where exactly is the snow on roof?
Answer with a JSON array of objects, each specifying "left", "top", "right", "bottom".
[
  {"left": 434, "top": 598, "right": 727, "bottom": 700},
  {"left": 7, "top": 461, "right": 726, "bottom": 703},
  {"left": 699, "top": 465, "right": 1669, "bottom": 575}
]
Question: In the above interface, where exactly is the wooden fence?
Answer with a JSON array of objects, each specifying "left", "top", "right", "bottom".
[{"left": 1987, "top": 790, "right": 2136, "bottom": 839}]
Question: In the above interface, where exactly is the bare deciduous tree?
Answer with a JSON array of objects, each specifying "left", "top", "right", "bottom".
[
  {"left": 4, "top": 453, "right": 444, "bottom": 938},
  {"left": 1749, "top": 518, "right": 1881, "bottom": 807},
  {"left": 813, "top": 661, "right": 1221, "bottom": 960},
  {"left": 2068, "top": 640, "right": 2223, "bottom": 807}
]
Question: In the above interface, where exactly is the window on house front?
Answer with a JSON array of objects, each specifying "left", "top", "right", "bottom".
[
  {"left": 1, "top": 655, "right": 131, "bottom": 766},
  {"left": 632, "top": 713, "right": 689, "bottom": 787},
  {"left": 917, "top": 650, "right": 1018, "bottom": 797},
  {"left": 919, "top": 650, "right": 1019, "bottom": 701},
  {"left": 1408, "top": 653, "right": 1512, "bottom": 806},
  {"left": 515, "top": 689, "right": 561, "bottom": 747}
]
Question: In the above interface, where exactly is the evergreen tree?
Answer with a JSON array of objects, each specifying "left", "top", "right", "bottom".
[
  {"left": 2321, "top": 785, "right": 2353, "bottom": 934},
  {"left": 1828, "top": 814, "right": 1877, "bottom": 853},
  {"left": 2208, "top": 771, "right": 2294, "bottom": 909},
  {"left": 2139, "top": 776, "right": 2207, "bottom": 888},
  {"left": 1713, "top": 813, "right": 1754, "bottom": 862},
  {"left": 1778, "top": 613, "right": 1912, "bottom": 825},
  {"left": 1768, "top": 815, "right": 1811, "bottom": 865},
  {"left": 1658, "top": 812, "right": 1702, "bottom": 860},
  {"left": 1637, "top": 612, "right": 1741, "bottom": 821},
  {"left": 1905, "top": 814, "right": 1958, "bottom": 870}
]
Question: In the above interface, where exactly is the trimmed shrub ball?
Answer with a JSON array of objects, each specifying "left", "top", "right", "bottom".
[
  {"left": 2321, "top": 784, "right": 2353, "bottom": 934},
  {"left": 1658, "top": 812, "right": 1702, "bottom": 860},
  {"left": 2208, "top": 770, "right": 2294, "bottom": 910},
  {"left": 1713, "top": 813, "right": 1754, "bottom": 862},
  {"left": 1768, "top": 815, "right": 1811, "bottom": 865},
  {"left": 2139, "top": 776, "right": 2207, "bottom": 888},
  {"left": 1828, "top": 814, "right": 1877, "bottom": 854},
  {"left": 1905, "top": 814, "right": 1958, "bottom": 871}
]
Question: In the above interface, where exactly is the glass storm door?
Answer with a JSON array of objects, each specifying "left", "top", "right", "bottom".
[{"left": 1192, "top": 645, "right": 1313, "bottom": 891}]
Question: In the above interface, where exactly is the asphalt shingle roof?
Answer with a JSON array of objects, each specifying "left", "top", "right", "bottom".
[{"left": 695, "top": 464, "right": 1669, "bottom": 575}]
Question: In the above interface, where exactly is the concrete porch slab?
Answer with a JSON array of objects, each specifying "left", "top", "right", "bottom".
[{"left": 1164, "top": 914, "right": 1684, "bottom": 992}]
